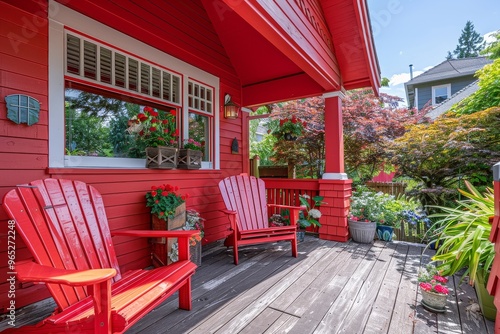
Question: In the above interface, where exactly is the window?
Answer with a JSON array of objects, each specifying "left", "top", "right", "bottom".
[
  {"left": 432, "top": 84, "right": 451, "bottom": 105},
  {"left": 49, "top": 5, "right": 220, "bottom": 169},
  {"left": 65, "top": 87, "right": 178, "bottom": 159},
  {"left": 187, "top": 80, "right": 214, "bottom": 161}
]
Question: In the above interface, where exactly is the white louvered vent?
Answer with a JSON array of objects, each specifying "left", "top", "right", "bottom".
[
  {"left": 65, "top": 32, "right": 181, "bottom": 105},
  {"left": 188, "top": 80, "right": 213, "bottom": 114}
]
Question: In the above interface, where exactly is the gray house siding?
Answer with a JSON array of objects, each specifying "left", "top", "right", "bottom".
[{"left": 414, "top": 76, "right": 476, "bottom": 109}]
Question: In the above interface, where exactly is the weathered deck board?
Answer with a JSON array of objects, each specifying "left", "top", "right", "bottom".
[{"left": 0, "top": 237, "right": 495, "bottom": 333}]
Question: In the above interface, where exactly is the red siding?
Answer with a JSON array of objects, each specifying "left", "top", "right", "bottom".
[
  {"left": 0, "top": 0, "right": 243, "bottom": 312},
  {"left": 0, "top": 0, "right": 50, "bottom": 311}
]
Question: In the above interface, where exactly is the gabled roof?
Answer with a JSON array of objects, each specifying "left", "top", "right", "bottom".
[{"left": 406, "top": 57, "right": 492, "bottom": 85}]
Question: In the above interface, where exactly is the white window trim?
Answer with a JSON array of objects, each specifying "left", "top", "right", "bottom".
[
  {"left": 431, "top": 84, "right": 451, "bottom": 106},
  {"left": 48, "top": 1, "right": 219, "bottom": 169},
  {"left": 414, "top": 87, "right": 419, "bottom": 110}
]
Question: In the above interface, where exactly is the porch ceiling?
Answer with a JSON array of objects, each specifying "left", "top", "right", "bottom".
[{"left": 54, "top": 0, "right": 379, "bottom": 107}]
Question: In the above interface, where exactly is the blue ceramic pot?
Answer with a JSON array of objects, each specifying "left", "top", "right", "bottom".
[{"left": 376, "top": 225, "right": 394, "bottom": 241}]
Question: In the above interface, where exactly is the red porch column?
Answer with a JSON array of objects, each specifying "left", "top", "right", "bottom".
[
  {"left": 318, "top": 91, "right": 351, "bottom": 242},
  {"left": 487, "top": 162, "right": 500, "bottom": 332}
]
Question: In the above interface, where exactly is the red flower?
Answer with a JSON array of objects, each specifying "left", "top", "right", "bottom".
[
  {"left": 164, "top": 129, "right": 169, "bottom": 134},
  {"left": 174, "top": 129, "right": 179, "bottom": 136},
  {"left": 149, "top": 127, "right": 157, "bottom": 132},
  {"left": 151, "top": 191, "right": 157, "bottom": 197},
  {"left": 137, "top": 113, "right": 148, "bottom": 122},
  {"left": 144, "top": 106, "right": 154, "bottom": 113},
  {"left": 155, "top": 200, "right": 159, "bottom": 204},
  {"left": 162, "top": 119, "right": 169, "bottom": 124},
  {"left": 170, "top": 109, "right": 176, "bottom": 116},
  {"left": 150, "top": 110, "right": 159, "bottom": 117},
  {"left": 151, "top": 119, "right": 159, "bottom": 124},
  {"left": 279, "top": 119, "right": 285, "bottom": 126},
  {"left": 419, "top": 282, "right": 432, "bottom": 292},
  {"left": 159, "top": 211, "right": 165, "bottom": 217},
  {"left": 433, "top": 275, "right": 448, "bottom": 283},
  {"left": 434, "top": 284, "right": 449, "bottom": 295}
]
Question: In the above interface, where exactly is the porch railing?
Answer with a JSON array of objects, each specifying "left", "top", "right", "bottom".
[
  {"left": 263, "top": 178, "right": 320, "bottom": 232},
  {"left": 263, "top": 178, "right": 428, "bottom": 243}
]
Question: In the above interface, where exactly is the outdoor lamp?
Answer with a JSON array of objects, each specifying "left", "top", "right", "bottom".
[{"left": 224, "top": 94, "right": 239, "bottom": 119}]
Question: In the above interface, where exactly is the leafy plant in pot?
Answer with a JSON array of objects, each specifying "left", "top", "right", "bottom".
[
  {"left": 296, "top": 194, "right": 324, "bottom": 242},
  {"left": 127, "top": 106, "right": 179, "bottom": 168},
  {"left": 429, "top": 181, "right": 496, "bottom": 319},
  {"left": 418, "top": 264, "right": 450, "bottom": 312},
  {"left": 348, "top": 188, "right": 380, "bottom": 243}
]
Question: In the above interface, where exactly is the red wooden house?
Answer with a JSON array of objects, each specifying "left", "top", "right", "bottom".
[{"left": 0, "top": 0, "right": 379, "bottom": 311}]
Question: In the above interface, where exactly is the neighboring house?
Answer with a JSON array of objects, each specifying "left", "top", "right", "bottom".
[{"left": 405, "top": 57, "right": 492, "bottom": 112}]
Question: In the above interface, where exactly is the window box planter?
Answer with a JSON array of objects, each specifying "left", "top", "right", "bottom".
[
  {"left": 146, "top": 146, "right": 178, "bottom": 169},
  {"left": 177, "top": 149, "right": 202, "bottom": 169}
]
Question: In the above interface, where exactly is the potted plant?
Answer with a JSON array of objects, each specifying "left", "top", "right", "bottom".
[
  {"left": 178, "top": 138, "right": 203, "bottom": 169},
  {"left": 146, "top": 184, "right": 189, "bottom": 266},
  {"left": 296, "top": 194, "right": 324, "bottom": 242},
  {"left": 273, "top": 115, "right": 306, "bottom": 141},
  {"left": 430, "top": 181, "right": 496, "bottom": 319},
  {"left": 348, "top": 188, "right": 379, "bottom": 243},
  {"left": 127, "top": 106, "right": 179, "bottom": 169},
  {"left": 418, "top": 264, "right": 450, "bottom": 312},
  {"left": 168, "top": 209, "right": 205, "bottom": 266}
]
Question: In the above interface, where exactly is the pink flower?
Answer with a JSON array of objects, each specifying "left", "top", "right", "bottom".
[
  {"left": 419, "top": 282, "right": 432, "bottom": 292},
  {"left": 433, "top": 275, "right": 448, "bottom": 283},
  {"left": 434, "top": 284, "right": 449, "bottom": 295}
]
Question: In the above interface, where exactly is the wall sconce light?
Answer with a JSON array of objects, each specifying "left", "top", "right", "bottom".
[{"left": 224, "top": 94, "right": 239, "bottom": 119}]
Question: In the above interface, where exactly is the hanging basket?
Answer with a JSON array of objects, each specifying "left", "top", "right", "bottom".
[
  {"left": 348, "top": 220, "right": 376, "bottom": 243},
  {"left": 145, "top": 146, "right": 178, "bottom": 169},
  {"left": 283, "top": 133, "right": 297, "bottom": 141},
  {"left": 177, "top": 149, "right": 202, "bottom": 169}
]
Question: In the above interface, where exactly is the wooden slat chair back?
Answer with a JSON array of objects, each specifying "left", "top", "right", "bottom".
[
  {"left": 2, "top": 179, "right": 198, "bottom": 333},
  {"left": 218, "top": 175, "right": 303, "bottom": 264}
]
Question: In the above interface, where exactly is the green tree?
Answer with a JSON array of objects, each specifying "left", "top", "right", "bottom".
[
  {"left": 450, "top": 59, "right": 500, "bottom": 115},
  {"left": 481, "top": 31, "right": 500, "bottom": 59},
  {"left": 450, "top": 21, "right": 485, "bottom": 59},
  {"left": 343, "top": 89, "right": 426, "bottom": 182},
  {"left": 389, "top": 107, "right": 500, "bottom": 206}
]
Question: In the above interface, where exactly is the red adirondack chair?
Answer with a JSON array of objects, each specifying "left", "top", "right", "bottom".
[
  {"left": 218, "top": 175, "right": 303, "bottom": 265},
  {"left": 1, "top": 179, "right": 198, "bottom": 333}
]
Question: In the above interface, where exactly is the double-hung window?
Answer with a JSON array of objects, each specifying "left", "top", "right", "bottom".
[{"left": 49, "top": 3, "right": 219, "bottom": 169}]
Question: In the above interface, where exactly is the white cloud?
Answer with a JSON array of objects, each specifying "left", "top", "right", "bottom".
[
  {"left": 484, "top": 30, "right": 499, "bottom": 45},
  {"left": 388, "top": 71, "right": 423, "bottom": 86}
]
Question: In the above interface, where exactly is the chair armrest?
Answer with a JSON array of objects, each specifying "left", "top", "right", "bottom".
[
  {"left": 112, "top": 230, "right": 199, "bottom": 239},
  {"left": 267, "top": 204, "right": 306, "bottom": 210},
  {"left": 267, "top": 204, "right": 305, "bottom": 226},
  {"left": 220, "top": 209, "right": 237, "bottom": 216},
  {"left": 113, "top": 230, "right": 200, "bottom": 262},
  {"left": 16, "top": 261, "right": 116, "bottom": 286}
]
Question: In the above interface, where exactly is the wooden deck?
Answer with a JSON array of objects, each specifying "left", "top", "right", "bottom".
[{"left": 1, "top": 236, "right": 495, "bottom": 333}]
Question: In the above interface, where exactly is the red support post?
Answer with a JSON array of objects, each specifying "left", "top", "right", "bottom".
[
  {"left": 487, "top": 162, "right": 500, "bottom": 334},
  {"left": 318, "top": 91, "right": 351, "bottom": 242}
]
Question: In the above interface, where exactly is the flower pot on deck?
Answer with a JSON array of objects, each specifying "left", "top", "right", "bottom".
[
  {"left": 348, "top": 220, "right": 376, "bottom": 244},
  {"left": 420, "top": 289, "right": 447, "bottom": 312},
  {"left": 376, "top": 225, "right": 394, "bottom": 241},
  {"left": 475, "top": 269, "right": 497, "bottom": 321}
]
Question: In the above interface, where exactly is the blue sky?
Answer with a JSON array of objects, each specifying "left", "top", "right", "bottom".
[{"left": 366, "top": 0, "right": 500, "bottom": 105}]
